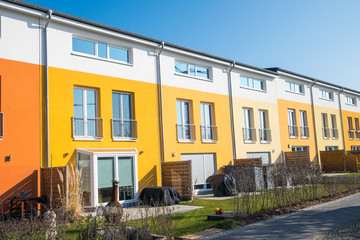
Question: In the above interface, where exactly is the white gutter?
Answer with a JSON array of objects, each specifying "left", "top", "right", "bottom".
[
  {"left": 156, "top": 42, "right": 165, "bottom": 164},
  {"left": 45, "top": 9, "right": 52, "bottom": 167},
  {"left": 310, "top": 79, "right": 320, "bottom": 166},
  {"left": 0, "top": 1, "right": 46, "bottom": 18},
  {"left": 227, "top": 62, "right": 236, "bottom": 161},
  {"left": 338, "top": 88, "right": 346, "bottom": 151}
]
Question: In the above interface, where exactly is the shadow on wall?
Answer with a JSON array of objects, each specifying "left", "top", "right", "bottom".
[
  {"left": 138, "top": 165, "right": 157, "bottom": 193},
  {"left": 0, "top": 170, "right": 38, "bottom": 214}
]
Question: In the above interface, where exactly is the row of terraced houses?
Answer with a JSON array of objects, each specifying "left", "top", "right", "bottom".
[{"left": 1, "top": 0, "right": 360, "bottom": 209}]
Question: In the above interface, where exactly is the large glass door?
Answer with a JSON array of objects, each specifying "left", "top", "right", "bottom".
[
  {"left": 97, "top": 157, "right": 114, "bottom": 203},
  {"left": 118, "top": 157, "right": 135, "bottom": 200}
]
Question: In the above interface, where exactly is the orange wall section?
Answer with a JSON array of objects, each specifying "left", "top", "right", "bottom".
[
  {"left": 161, "top": 85, "right": 233, "bottom": 170},
  {"left": 277, "top": 99, "right": 317, "bottom": 162},
  {"left": 0, "top": 58, "right": 41, "bottom": 212},
  {"left": 342, "top": 110, "right": 360, "bottom": 150}
]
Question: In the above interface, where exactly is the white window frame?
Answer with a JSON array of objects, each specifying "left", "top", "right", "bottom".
[
  {"left": 299, "top": 110, "right": 309, "bottom": 139},
  {"left": 292, "top": 146, "right": 308, "bottom": 151},
  {"left": 200, "top": 103, "right": 217, "bottom": 143},
  {"left": 348, "top": 117, "right": 354, "bottom": 140},
  {"left": 345, "top": 96, "right": 356, "bottom": 106},
  {"left": 174, "top": 60, "right": 211, "bottom": 80},
  {"left": 285, "top": 81, "right": 304, "bottom": 94},
  {"left": 288, "top": 109, "right": 298, "bottom": 138},
  {"left": 240, "top": 76, "right": 266, "bottom": 92},
  {"left": 325, "top": 146, "right": 338, "bottom": 151},
  {"left": 177, "top": 100, "right": 195, "bottom": 142},
  {"left": 72, "top": 36, "right": 132, "bottom": 65},
  {"left": 322, "top": 113, "right": 330, "bottom": 139},
  {"left": 319, "top": 89, "right": 334, "bottom": 101},
  {"left": 243, "top": 108, "right": 256, "bottom": 143},
  {"left": 330, "top": 114, "right": 338, "bottom": 139},
  {"left": 73, "top": 87, "right": 102, "bottom": 141},
  {"left": 112, "top": 92, "right": 137, "bottom": 141},
  {"left": 258, "top": 110, "right": 271, "bottom": 143}
]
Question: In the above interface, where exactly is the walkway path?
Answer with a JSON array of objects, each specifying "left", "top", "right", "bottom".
[{"left": 203, "top": 193, "right": 360, "bottom": 240}]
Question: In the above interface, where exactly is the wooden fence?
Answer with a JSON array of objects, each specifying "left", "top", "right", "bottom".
[
  {"left": 41, "top": 166, "right": 69, "bottom": 210},
  {"left": 320, "top": 150, "right": 358, "bottom": 172},
  {"left": 234, "top": 158, "right": 262, "bottom": 166},
  {"left": 162, "top": 161, "right": 192, "bottom": 200},
  {"left": 284, "top": 150, "right": 310, "bottom": 163}
]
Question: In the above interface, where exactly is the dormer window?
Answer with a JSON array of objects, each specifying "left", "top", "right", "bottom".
[
  {"left": 175, "top": 61, "right": 210, "bottom": 80},
  {"left": 240, "top": 76, "right": 265, "bottom": 91},
  {"left": 345, "top": 96, "right": 356, "bottom": 105},
  {"left": 319, "top": 90, "right": 333, "bottom": 100},
  {"left": 285, "top": 81, "right": 304, "bottom": 94}
]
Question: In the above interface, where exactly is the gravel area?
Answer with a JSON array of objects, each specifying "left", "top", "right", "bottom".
[{"left": 313, "top": 218, "right": 360, "bottom": 240}]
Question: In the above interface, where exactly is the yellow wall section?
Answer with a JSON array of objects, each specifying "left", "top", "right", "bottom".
[
  {"left": 313, "top": 105, "right": 343, "bottom": 153},
  {"left": 342, "top": 110, "right": 360, "bottom": 150},
  {"left": 162, "top": 85, "right": 233, "bottom": 170},
  {"left": 47, "top": 67, "right": 161, "bottom": 190},
  {"left": 233, "top": 97, "right": 282, "bottom": 163},
  {"left": 277, "top": 99, "right": 317, "bottom": 162}
]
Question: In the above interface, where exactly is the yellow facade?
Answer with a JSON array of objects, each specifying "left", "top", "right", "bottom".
[
  {"left": 277, "top": 99, "right": 317, "bottom": 162},
  {"left": 313, "top": 105, "right": 344, "bottom": 154},
  {"left": 342, "top": 110, "right": 360, "bottom": 150},
  {"left": 161, "top": 85, "right": 233, "bottom": 170},
  {"left": 47, "top": 67, "right": 162, "bottom": 190},
  {"left": 233, "top": 97, "right": 282, "bottom": 163}
]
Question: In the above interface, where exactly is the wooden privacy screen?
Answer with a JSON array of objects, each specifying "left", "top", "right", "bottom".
[
  {"left": 162, "top": 161, "right": 192, "bottom": 200},
  {"left": 320, "top": 150, "right": 358, "bottom": 172},
  {"left": 284, "top": 150, "right": 310, "bottom": 163},
  {"left": 234, "top": 158, "right": 262, "bottom": 166},
  {"left": 41, "top": 166, "right": 69, "bottom": 210}
]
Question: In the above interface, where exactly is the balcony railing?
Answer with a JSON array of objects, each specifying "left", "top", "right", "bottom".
[
  {"left": 177, "top": 124, "right": 196, "bottom": 142},
  {"left": 323, "top": 127, "right": 330, "bottom": 139},
  {"left": 332, "top": 128, "right": 339, "bottom": 139},
  {"left": 349, "top": 130, "right": 355, "bottom": 140},
  {"left": 0, "top": 112, "right": 3, "bottom": 138},
  {"left": 243, "top": 128, "right": 256, "bottom": 142},
  {"left": 259, "top": 128, "right": 271, "bottom": 143},
  {"left": 300, "top": 126, "right": 310, "bottom": 138},
  {"left": 288, "top": 125, "right": 298, "bottom": 138},
  {"left": 111, "top": 119, "right": 138, "bottom": 140},
  {"left": 200, "top": 125, "right": 218, "bottom": 142},
  {"left": 356, "top": 130, "right": 360, "bottom": 140},
  {"left": 72, "top": 117, "right": 103, "bottom": 140}
]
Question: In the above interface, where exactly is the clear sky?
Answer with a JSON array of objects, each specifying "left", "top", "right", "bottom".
[{"left": 23, "top": 0, "right": 360, "bottom": 90}]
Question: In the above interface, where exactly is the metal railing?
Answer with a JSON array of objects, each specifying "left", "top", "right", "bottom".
[
  {"left": 288, "top": 125, "right": 298, "bottom": 138},
  {"left": 0, "top": 112, "right": 3, "bottom": 138},
  {"left": 300, "top": 126, "right": 310, "bottom": 138},
  {"left": 323, "top": 127, "right": 330, "bottom": 139},
  {"left": 72, "top": 117, "right": 103, "bottom": 139},
  {"left": 200, "top": 125, "right": 218, "bottom": 142},
  {"left": 356, "top": 130, "right": 360, "bottom": 140},
  {"left": 243, "top": 128, "right": 256, "bottom": 142},
  {"left": 111, "top": 119, "right": 138, "bottom": 140},
  {"left": 176, "top": 124, "right": 196, "bottom": 142},
  {"left": 332, "top": 128, "right": 339, "bottom": 139},
  {"left": 349, "top": 130, "right": 355, "bottom": 140},
  {"left": 259, "top": 128, "right": 271, "bottom": 142}
]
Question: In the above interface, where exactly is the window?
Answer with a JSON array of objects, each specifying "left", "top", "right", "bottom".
[
  {"left": 243, "top": 108, "right": 255, "bottom": 142},
  {"left": 73, "top": 87, "right": 103, "bottom": 140},
  {"left": 175, "top": 61, "right": 210, "bottom": 79},
  {"left": 325, "top": 146, "right": 338, "bottom": 151},
  {"left": 330, "top": 115, "right": 338, "bottom": 139},
  {"left": 288, "top": 109, "right": 297, "bottom": 138},
  {"left": 355, "top": 118, "right": 360, "bottom": 140},
  {"left": 285, "top": 81, "right": 304, "bottom": 94},
  {"left": 78, "top": 153, "right": 91, "bottom": 206},
  {"left": 299, "top": 111, "right": 309, "bottom": 138},
  {"left": 292, "top": 146, "right": 308, "bottom": 151},
  {"left": 319, "top": 90, "right": 333, "bottom": 100},
  {"left": 177, "top": 100, "right": 195, "bottom": 142},
  {"left": 345, "top": 96, "right": 356, "bottom": 105},
  {"left": 259, "top": 110, "right": 271, "bottom": 143},
  {"left": 322, "top": 113, "right": 330, "bottom": 139},
  {"left": 112, "top": 92, "right": 137, "bottom": 140},
  {"left": 72, "top": 37, "right": 130, "bottom": 63},
  {"left": 348, "top": 117, "right": 354, "bottom": 140},
  {"left": 200, "top": 103, "right": 217, "bottom": 142},
  {"left": 351, "top": 146, "right": 360, "bottom": 151},
  {"left": 240, "top": 76, "right": 265, "bottom": 91}
]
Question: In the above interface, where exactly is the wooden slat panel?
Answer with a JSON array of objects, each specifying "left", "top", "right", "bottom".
[
  {"left": 234, "top": 158, "right": 262, "bottom": 166},
  {"left": 162, "top": 161, "right": 192, "bottom": 200},
  {"left": 320, "top": 150, "right": 345, "bottom": 172},
  {"left": 285, "top": 151, "right": 309, "bottom": 163}
]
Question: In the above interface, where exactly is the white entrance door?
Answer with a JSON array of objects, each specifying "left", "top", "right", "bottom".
[
  {"left": 246, "top": 152, "right": 270, "bottom": 165},
  {"left": 181, "top": 153, "right": 216, "bottom": 190}
]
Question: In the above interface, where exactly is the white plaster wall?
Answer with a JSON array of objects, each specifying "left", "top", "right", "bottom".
[
  {"left": 160, "top": 52, "right": 229, "bottom": 95},
  {"left": 275, "top": 75, "right": 312, "bottom": 104},
  {"left": 340, "top": 92, "right": 360, "bottom": 112},
  {"left": 231, "top": 69, "right": 277, "bottom": 103},
  {"left": 47, "top": 22, "right": 157, "bottom": 84},
  {"left": 0, "top": 7, "right": 41, "bottom": 65},
  {"left": 312, "top": 84, "right": 340, "bottom": 109}
]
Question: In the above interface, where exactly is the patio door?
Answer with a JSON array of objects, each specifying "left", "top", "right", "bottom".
[{"left": 98, "top": 157, "right": 114, "bottom": 203}]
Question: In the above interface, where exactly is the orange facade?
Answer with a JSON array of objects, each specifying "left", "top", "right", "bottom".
[
  {"left": 342, "top": 110, "right": 360, "bottom": 150},
  {"left": 0, "top": 58, "right": 41, "bottom": 212}
]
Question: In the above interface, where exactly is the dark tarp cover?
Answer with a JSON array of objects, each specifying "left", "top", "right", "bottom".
[{"left": 139, "top": 187, "right": 181, "bottom": 206}]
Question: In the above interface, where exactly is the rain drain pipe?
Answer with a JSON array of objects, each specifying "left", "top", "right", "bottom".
[
  {"left": 156, "top": 42, "right": 165, "bottom": 164},
  {"left": 338, "top": 88, "right": 345, "bottom": 152},
  {"left": 310, "top": 79, "right": 320, "bottom": 166},
  {"left": 45, "top": 10, "right": 52, "bottom": 167},
  {"left": 227, "top": 62, "right": 236, "bottom": 162}
]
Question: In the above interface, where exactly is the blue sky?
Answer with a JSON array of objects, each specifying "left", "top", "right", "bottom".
[{"left": 24, "top": 0, "right": 360, "bottom": 90}]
